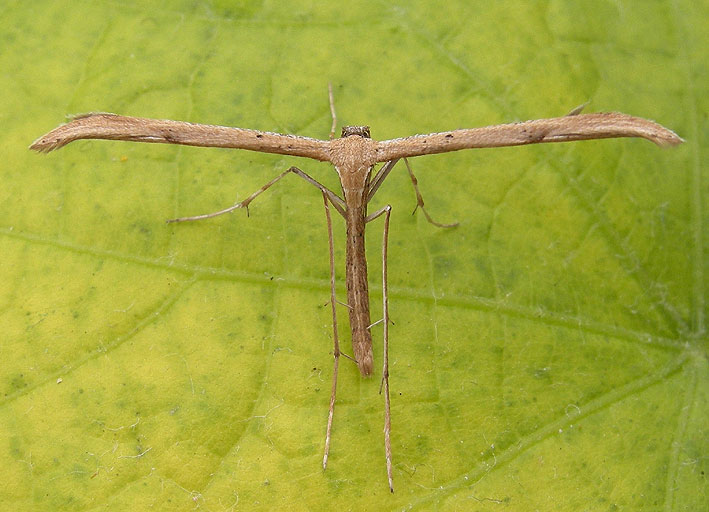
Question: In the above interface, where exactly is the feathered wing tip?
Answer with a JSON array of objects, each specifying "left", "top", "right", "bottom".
[
  {"left": 653, "top": 131, "right": 684, "bottom": 147},
  {"left": 649, "top": 124, "right": 684, "bottom": 147},
  {"left": 29, "top": 127, "right": 64, "bottom": 153},
  {"left": 29, "top": 132, "right": 66, "bottom": 153},
  {"left": 611, "top": 113, "right": 684, "bottom": 147},
  {"left": 29, "top": 113, "right": 116, "bottom": 153}
]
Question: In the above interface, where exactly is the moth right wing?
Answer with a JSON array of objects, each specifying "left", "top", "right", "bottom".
[{"left": 375, "top": 113, "right": 683, "bottom": 162}]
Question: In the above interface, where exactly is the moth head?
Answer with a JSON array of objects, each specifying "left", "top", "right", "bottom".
[{"left": 341, "top": 126, "right": 371, "bottom": 138}]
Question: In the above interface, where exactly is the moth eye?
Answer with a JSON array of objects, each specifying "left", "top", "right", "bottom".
[{"left": 341, "top": 126, "right": 371, "bottom": 139}]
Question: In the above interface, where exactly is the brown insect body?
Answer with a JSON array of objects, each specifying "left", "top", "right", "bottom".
[{"left": 335, "top": 126, "right": 377, "bottom": 376}]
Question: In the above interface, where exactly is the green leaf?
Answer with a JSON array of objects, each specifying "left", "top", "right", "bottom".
[{"left": 1, "top": 0, "right": 705, "bottom": 510}]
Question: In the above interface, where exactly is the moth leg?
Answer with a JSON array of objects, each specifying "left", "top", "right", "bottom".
[
  {"left": 403, "top": 158, "right": 458, "bottom": 228},
  {"left": 367, "top": 158, "right": 458, "bottom": 230},
  {"left": 167, "top": 166, "right": 345, "bottom": 223},
  {"left": 366, "top": 204, "right": 394, "bottom": 493},
  {"left": 367, "top": 159, "right": 399, "bottom": 203},
  {"left": 322, "top": 191, "right": 341, "bottom": 472}
]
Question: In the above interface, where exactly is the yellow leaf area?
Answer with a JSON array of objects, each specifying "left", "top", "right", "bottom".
[{"left": 1, "top": 0, "right": 706, "bottom": 510}]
